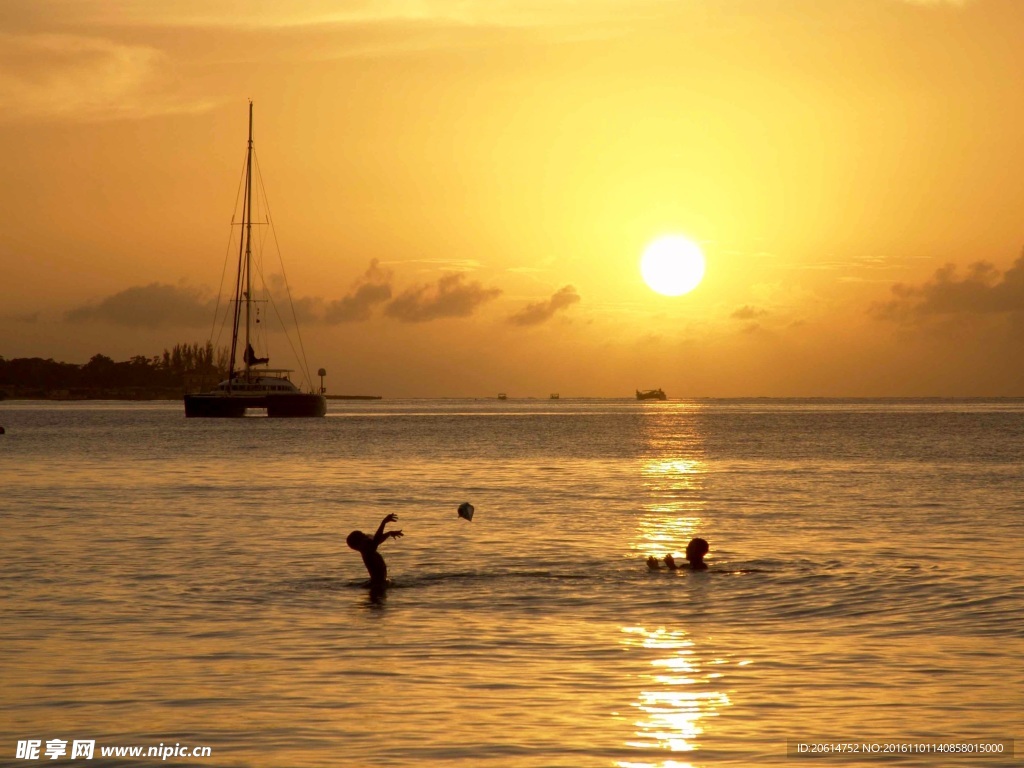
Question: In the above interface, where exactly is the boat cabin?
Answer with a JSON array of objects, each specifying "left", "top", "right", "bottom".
[{"left": 216, "top": 371, "right": 301, "bottom": 393}]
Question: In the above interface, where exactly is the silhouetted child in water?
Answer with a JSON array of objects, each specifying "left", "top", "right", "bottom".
[
  {"left": 347, "top": 513, "right": 403, "bottom": 587},
  {"left": 647, "top": 537, "right": 709, "bottom": 571}
]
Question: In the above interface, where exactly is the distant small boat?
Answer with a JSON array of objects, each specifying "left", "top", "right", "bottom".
[
  {"left": 636, "top": 388, "right": 667, "bottom": 401},
  {"left": 497, "top": 393, "right": 508, "bottom": 400},
  {"left": 550, "top": 393, "right": 560, "bottom": 400}
]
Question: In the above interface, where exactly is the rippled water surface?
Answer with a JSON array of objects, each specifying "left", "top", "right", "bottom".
[{"left": 1, "top": 399, "right": 1021, "bottom": 767}]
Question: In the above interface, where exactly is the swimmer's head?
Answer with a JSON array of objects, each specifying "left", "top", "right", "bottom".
[
  {"left": 346, "top": 530, "right": 368, "bottom": 550},
  {"left": 685, "top": 537, "right": 709, "bottom": 564}
]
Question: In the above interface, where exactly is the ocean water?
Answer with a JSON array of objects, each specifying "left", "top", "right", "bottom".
[{"left": 0, "top": 399, "right": 1021, "bottom": 767}]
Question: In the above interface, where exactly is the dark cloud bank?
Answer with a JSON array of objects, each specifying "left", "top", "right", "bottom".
[
  {"left": 873, "top": 253, "right": 1024, "bottom": 322},
  {"left": 65, "top": 283, "right": 215, "bottom": 328},
  {"left": 64, "top": 262, "right": 506, "bottom": 328}
]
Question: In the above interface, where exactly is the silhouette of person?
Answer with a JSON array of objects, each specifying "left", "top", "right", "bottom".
[
  {"left": 653, "top": 537, "right": 710, "bottom": 571},
  {"left": 347, "top": 513, "right": 403, "bottom": 587},
  {"left": 681, "top": 537, "right": 709, "bottom": 570}
]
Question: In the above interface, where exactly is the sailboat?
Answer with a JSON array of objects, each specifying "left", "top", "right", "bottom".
[{"left": 184, "top": 102, "right": 327, "bottom": 418}]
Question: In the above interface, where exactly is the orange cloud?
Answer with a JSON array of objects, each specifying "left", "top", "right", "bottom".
[
  {"left": 385, "top": 272, "right": 501, "bottom": 323},
  {"left": 325, "top": 259, "right": 393, "bottom": 323},
  {"left": 508, "top": 285, "right": 580, "bottom": 326},
  {"left": 0, "top": 32, "right": 210, "bottom": 122},
  {"left": 730, "top": 305, "right": 768, "bottom": 320}
]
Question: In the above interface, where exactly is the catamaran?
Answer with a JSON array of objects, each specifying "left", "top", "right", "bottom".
[{"left": 184, "top": 102, "right": 326, "bottom": 418}]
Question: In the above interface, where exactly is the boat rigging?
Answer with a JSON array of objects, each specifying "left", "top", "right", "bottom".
[{"left": 184, "top": 101, "right": 327, "bottom": 418}]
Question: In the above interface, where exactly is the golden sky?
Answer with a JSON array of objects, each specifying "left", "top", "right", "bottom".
[{"left": 3, "top": 0, "right": 1024, "bottom": 397}]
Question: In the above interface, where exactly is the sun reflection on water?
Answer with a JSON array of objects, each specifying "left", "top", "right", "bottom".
[
  {"left": 617, "top": 627, "right": 732, "bottom": 768},
  {"left": 634, "top": 407, "right": 707, "bottom": 562},
  {"left": 621, "top": 409, "right": 728, "bottom": 766},
  {"left": 635, "top": 457, "right": 706, "bottom": 558}
]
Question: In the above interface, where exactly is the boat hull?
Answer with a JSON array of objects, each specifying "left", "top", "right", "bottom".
[
  {"left": 268, "top": 393, "right": 327, "bottom": 417},
  {"left": 184, "top": 392, "right": 326, "bottom": 418},
  {"left": 636, "top": 389, "right": 667, "bottom": 401}
]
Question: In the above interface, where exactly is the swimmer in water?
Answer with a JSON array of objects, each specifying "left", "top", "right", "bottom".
[
  {"left": 650, "top": 537, "right": 710, "bottom": 571},
  {"left": 347, "top": 513, "right": 403, "bottom": 587}
]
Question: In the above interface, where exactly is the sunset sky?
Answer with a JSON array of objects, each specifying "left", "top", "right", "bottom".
[{"left": 3, "top": 0, "right": 1024, "bottom": 397}]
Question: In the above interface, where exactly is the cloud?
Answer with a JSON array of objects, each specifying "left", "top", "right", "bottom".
[
  {"left": 36, "top": 0, "right": 668, "bottom": 32},
  {"left": 897, "top": 0, "right": 972, "bottom": 6},
  {"left": 872, "top": 254, "right": 1024, "bottom": 322},
  {"left": 3, "top": 311, "right": 40, "bottom": 323},
  {"left": 259, "top": 261, "right": 393, "bottom": 324},
  {"left": 385, "top": 258, "right": 483, "bottom": 271},
  {"left": 0, "top": 32, "right": 212, "bottom": 122},
  {"left": 326, "top": 259, "right": 393, "bottom": 323},
  {"left": 508, "top": 285, "right": 580, "bottom": 326},
  {"left": 385, "top": 272, "right": 501, "bottom": 323},
  {"left": 66, "top": 283, "right": 215, "bottom": 328},
  {"left": 730, "top": 305, "right": 768, "bottom": 321},
  {"left": 260, "top": 273, "right": 324, "bottom": 325},
  {"left": 68, "top": 261, "right": 495, "bottom": 332}
]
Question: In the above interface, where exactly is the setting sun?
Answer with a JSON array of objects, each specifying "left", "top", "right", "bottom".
[{"left": 640, "top": 236, "right": 706, "bottom": 297}]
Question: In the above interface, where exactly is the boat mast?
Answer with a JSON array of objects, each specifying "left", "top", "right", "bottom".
[
  {"left": 243, "top": 100, "right": 254, "bottom": 382},
  {"left": 226, "top": 101, "right": 255, "bottom": 390}
]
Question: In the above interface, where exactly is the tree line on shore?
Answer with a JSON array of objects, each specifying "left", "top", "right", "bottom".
[{"left": 0, "top": 342, "right": 229, "bottom": 399}]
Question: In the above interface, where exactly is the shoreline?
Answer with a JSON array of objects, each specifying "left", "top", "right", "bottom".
[{"left": 3, "top": 394, "right": 1024, "bottom": 404}]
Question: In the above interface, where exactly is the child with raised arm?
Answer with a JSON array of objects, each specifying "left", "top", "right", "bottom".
[{"left": 346, "top": 513, "right": 403, "bottom": 586}]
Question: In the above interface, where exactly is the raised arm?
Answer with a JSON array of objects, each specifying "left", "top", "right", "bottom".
[{"left": 373, "top": 513, "right": 403, "bottom": 545}]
